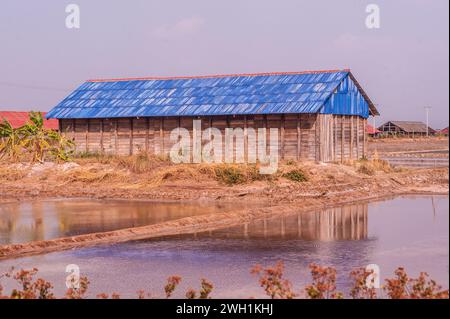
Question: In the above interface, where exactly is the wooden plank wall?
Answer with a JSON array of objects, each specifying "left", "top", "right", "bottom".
[{"left": 61, "top": 114, "right": 366, "bottom": 162}]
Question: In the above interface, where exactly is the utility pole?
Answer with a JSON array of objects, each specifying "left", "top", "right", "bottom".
[{"left": 425, "top": 107, "right": 432, "bottom": 138}]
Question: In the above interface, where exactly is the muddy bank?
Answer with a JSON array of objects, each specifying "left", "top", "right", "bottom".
[{"left": 0, "top": 160, "right": 448, "bottom": 204}]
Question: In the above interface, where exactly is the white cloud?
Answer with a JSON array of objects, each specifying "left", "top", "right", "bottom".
[{"left": 153, "top": 17, "right": 205, "bottom": 39}]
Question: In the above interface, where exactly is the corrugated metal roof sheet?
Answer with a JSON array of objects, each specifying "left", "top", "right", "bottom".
[
  {"left": 0, "top": 111, "right": 59, "bottom": 130},
  {"left": 47, "top": 70, "right": 377, "bottom": 119}
]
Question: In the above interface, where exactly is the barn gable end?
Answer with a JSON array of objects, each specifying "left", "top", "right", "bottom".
[{"left": 322, "top": 74, "right": 372, "bottom": 118}]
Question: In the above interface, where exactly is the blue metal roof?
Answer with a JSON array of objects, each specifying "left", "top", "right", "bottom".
[{"left": 46, "top": 70, "right": 376, "bottom": 119}]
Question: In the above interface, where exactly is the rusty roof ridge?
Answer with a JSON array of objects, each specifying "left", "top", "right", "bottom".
[{"left": 86, "top": 69, "right": 351, "bottom": 83}]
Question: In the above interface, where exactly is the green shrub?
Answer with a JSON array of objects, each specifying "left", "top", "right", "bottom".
[
  {"left": 283, "top": 169, "right": 308, "bottom": 182},
  {"left": 214, "top": 165, "right": 246, "bottom": 185}
]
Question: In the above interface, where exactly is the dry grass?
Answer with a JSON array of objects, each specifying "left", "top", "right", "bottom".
[
  {"left": 340, "top": 150, "right": 393, "bottom": 176},
  {"left": 115, "top": 152, "right": 169, "bottom": 174},
  {"left": 0, "top": 166, "right": 28, "bottom": 181},
  {"left": 71, "top": 153, "right": 348, "bottom": 185},
  {"left": 61, "top": 167, "right": 128, "bottom": 183},
  {"left": 147, "top": 165, "right": 208, "bottom": 186},
  {"left": 75, "top": 151, "right": 170, "bottom": 174},
  {"left": 145, "top": 163, "right": 273, "bottom": 186},
  {"left": 0, "top": 151, "right": 404, "bottom": 189}
]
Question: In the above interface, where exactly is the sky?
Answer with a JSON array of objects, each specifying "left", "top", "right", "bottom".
[{"left": 0, "top": 0, "right": 448, "bottom": 129}]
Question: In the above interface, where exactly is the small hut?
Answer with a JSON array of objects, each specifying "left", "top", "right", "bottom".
[{"left": 378, "top": 121, "right": 435, "bottom": 137}]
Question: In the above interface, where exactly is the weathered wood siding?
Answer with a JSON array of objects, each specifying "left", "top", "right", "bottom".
[{"left": 60, "top": 114, "right": 367, "bottom": 162}]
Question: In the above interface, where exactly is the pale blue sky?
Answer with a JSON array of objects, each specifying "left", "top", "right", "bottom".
[{"left": 0, "top": 0, "right": 448, "bottom": 128}]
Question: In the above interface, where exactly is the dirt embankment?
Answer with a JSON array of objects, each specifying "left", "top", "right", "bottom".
[
  {"left": 0, "top": 155, "right": 448, "bottom": 259},
  {"left": 369, "top": 136, "right": 449, "bottom": 156}
]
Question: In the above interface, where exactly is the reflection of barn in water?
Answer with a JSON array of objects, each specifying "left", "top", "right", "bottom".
[
  {"left": 195, "top": 203, "right": 369, "bottom": 241},
  {"left": 0, "top": 200, "right": 258, "bottom": 244}
]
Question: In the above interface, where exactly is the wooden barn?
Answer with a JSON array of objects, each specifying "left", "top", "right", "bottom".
[
  {"left": 46, "top": 69, "right": 379, "bottom": 162},
  {"left": 378, "top": 121, "right": 435, "bottom": 137}
]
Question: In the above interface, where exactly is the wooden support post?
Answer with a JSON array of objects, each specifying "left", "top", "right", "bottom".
[
  {"left": 333, "top": 116, "right": 337, "bottom": 161},
  {"left": 114, "top": 119, "right": 118, "bottom": 155},
  {"left": 363, "top": 118, "right": 367, "bottom": 158},
  {"left": 315, "top": 115, "right": 321, "bottom": 162},
  {"left": 159, "top": 118, "right": 164, "bottom": 156},
  {"left": 297, "top": 114, "right": 301, "bottom": 160},
  {"left": 209, "top": 117, "right": 215, "bottom": 162},
  {"left": 280, "top": 114, "right": 285, "bottom": 160},
  {"left": 100, "top": 119, "right": 104, "bottom": 153},
  {"left": 72, "top": 119, "right": 76, "bottom": 141},
  {"left": 72, "top": 119, "right": 76, "bottom": 147},
  {"left": 350, "top": 117, "right": 354, "bottom": 159},
  {"left": 85, "top": 119, "right": 89, "bottom": 153},
  {"left": 244, "top": 115, "right": 248, "bottom": 162},
  {"left": 341, "top": 116, "right": 344, "bottom": 162},
  {"left": 356, "top": 117, "right": 360, "bottom": 159},
  {"left": 176, "top": 116, "right": 181, "bottom": 159},
  {"left": 129, "top": 118, "right": 134, "bottom": 156},
  {"left": 145, "top": 118, "right": 149, "bottom": 153},
  {"left": 263, "top": 115, "right": 268, "bottom": 155}
]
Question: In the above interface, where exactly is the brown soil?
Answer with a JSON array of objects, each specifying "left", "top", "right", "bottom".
[
  {"left": 369, "top": 136, "right": 449, "bottom": 155},
  {"left": 0, "top": 155, "right": 448, "bottom": 259}
]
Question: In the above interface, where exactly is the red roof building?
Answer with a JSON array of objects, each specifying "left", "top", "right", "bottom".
[
  {"left": 366, "top": 124, "right": 381, "bottom": 135},
  {"left": 437, "top": 127, "right": 449, "bottom": 135},
  {"left": 0, "top": 111, "right": 59, "bottom": 130}
]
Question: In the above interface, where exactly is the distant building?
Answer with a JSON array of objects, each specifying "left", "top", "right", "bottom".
[
  {"left": 437, "top": 127, "right": 449, "bottom": 136},
  {"left": 378, "top": 121, "right": 435, "bottom": 137},
  {"left": 46, "top": 69, "right": 379, "bottom": 162},
  {"left": 0, "top": 111, "right": 59, "bottom": 130},
  {"left": 366, "top": 124, "right": 381, "bottom": 137}
]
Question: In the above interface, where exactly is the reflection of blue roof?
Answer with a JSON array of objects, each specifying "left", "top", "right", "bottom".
[{"left": 47, "top": 70, "right": 377, "bottom": 119}]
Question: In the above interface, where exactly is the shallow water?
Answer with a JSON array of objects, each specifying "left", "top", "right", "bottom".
[
  {"left": 0, "top": 195, "right": 448, "bottom": 298},
  {"left": 0, "top": 199, "right": 252, "bottom": 244}
]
